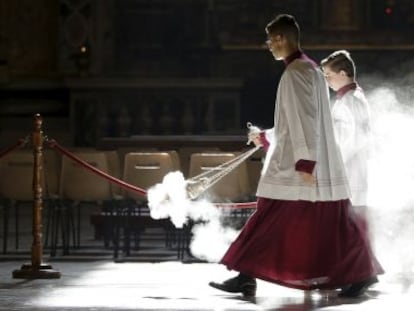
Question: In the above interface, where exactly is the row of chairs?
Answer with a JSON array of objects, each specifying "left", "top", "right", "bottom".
[{"left": 0, "top": 146, "right": 264, "bottom": 259}]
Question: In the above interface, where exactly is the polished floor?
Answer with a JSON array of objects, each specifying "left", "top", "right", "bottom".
[
  {"left": 0, "top": 260, "right": 413, "bottom": 311},
  {"left": 1, "top": 205, "right": 414, "bottom": 310}
]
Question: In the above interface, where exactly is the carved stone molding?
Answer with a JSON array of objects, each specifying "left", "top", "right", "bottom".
[{"left": 65, "top": 77, "right": 243, "bottom": 145}]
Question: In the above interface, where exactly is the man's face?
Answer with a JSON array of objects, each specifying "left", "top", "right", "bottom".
[{"left": 266, "top": 35, "right": 284, "bottom": 60}]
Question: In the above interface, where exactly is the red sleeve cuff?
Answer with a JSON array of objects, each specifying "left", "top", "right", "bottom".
[
  {"left": 295, "top": 159, "right": 316, "bottom": 174},
  {"left": 259, "top": 132, "right": 270, "bottom": 152}
]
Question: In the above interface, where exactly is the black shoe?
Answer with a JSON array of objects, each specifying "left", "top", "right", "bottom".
[
  {"left": 209, "top": 273, "right": 257, "bottom": 297},
  {"left": 338, "top": 276, "right": 378, "bottom": 298}
]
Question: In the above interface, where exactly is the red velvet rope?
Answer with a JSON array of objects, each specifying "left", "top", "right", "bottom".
[
  {"left": 46, "top": 139, "right": 257, "bottom": 209},
  {"left": 214, "top": 201, "right": 257, "bottom": 209},
  {"left": 0, "top": 138, "right": 27, "bottom": 159},
  {"left": 47, "top": 139, "right": 148, "bottom": 196}
]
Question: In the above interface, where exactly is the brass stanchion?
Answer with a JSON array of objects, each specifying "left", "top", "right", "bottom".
[{"left": 12, "top": 114, "right": 61, "bottom": 279}]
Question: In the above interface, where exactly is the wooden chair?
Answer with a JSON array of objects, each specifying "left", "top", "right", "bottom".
[
  {"left": 178, "top": 147, "right": 220, "bottom": 178},
  {"left": 104, "top": 150, "right": 122, "bottom": 198},
  {"left": 50, "top": 150, "right": 113, "bottom": 256},
  {"left": 43, "top": 149, "right": 62, "bottom": 249},
  {"left": 114, "top": 152, "right": 178, "bottom": 259},
  {"left": 117, "top": 147, "right": 158, "bottom": 169},
  {"left": 0, "top": 150, "right": 42, "bottom": 253},
  {"left": 88, "top": 150, "right": 123, "bottom": 245},
  {"left": 188, "top": 152, "right": 250, "bottom": 202},
  {"left": 165, "top": 150, "right": 181, "bottom": 172}
]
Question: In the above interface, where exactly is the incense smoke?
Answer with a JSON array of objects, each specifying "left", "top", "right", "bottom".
[
  {"left": 147, "top": 171, "right": 239, "bottom": 262},
  {"left": 365, "top": 85, "right": 414, "bottom": 281}
]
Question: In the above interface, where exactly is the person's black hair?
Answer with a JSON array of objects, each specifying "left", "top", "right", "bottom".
[{"left": 265, "top": 14, "right": 300, "bottom": 44}]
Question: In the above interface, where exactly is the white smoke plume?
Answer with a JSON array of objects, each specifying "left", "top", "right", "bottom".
[
  {"left": 365, "top": 85, "right": 414, "bottom": 281},
  {"left": 147, "top": 171, "right": 240, "bottom": 262}
]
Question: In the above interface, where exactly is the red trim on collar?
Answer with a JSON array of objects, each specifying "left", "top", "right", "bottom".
[
  {"left": 284, "top": 50, "right": 317, "bottom": 68},
  {"left": 284, "top": 50, "right": 302, "bottom": 65},
  {"left": 336, "top": 82, "right": 358, "bottom": 99}
]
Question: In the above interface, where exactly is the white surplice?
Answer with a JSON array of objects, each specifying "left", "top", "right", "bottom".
[
  {"left": 332, "top": 86, "right": 371, "bottom": 206},
  {"left": 257, "top": 57, "right": 350, "bottom": 202}
]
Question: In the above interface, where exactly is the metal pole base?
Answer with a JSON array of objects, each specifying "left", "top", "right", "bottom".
[{"left": 12, "top": 263, "right": 61, "bottom": 279}]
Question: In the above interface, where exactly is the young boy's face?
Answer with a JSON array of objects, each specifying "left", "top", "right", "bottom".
[{"left": 322, "top": 66, "right": 347, "bottom": 91}]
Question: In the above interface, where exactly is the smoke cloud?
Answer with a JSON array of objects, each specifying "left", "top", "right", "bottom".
[
  {"left": 365, "top": 85, "right": 414, "bottom": 281},
  {"left": 147, "top": 171, "right": 240, "bottom": 262}
]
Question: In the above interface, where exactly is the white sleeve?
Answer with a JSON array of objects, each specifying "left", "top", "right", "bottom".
[{"left": 264, "top": 127, "right": 275, "bottom": 145}]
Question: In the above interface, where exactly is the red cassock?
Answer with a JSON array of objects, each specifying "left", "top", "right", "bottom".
[{"left": 221, "top": 197, "right": 384, "bottom": 290}]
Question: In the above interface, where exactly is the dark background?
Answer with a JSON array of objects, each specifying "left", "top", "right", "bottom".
[{"left": 0, "top": 0, "right": 413, "bottom": 146}]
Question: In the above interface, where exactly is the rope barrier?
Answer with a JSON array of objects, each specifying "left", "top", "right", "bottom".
[
  {"left": 4, "top": 114, "right": 254, "bottom": 279},
  {"left": 0, "top": 137, "right": 29, "bottom": 159},
  {"left": 46, "top": 139, "right": 148, "bottom": 196},
  {"left": 45, "top": 139, "right": 257, "bottom": 209}
]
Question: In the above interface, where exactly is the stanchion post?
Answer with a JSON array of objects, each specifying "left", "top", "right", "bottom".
[{"left": 12, "top": 114, "right": 61, "bottom": 279}]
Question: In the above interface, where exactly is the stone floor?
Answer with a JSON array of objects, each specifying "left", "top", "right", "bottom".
[
  {"left": 1, "top": 204, "right": 414, "bottom": 310},
  {"left": 1, "top": 260, "right": 414, "bottom": 311}
]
